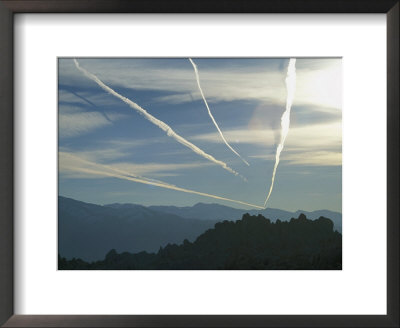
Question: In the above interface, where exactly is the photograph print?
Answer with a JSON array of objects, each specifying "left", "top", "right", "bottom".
[{"left": 58, "top": 57, "right": 342, "bottom": 270}]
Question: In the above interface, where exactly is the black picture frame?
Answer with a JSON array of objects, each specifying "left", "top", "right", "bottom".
[{"left": 0, "top": 1, "right": 398, "bottom": 327}]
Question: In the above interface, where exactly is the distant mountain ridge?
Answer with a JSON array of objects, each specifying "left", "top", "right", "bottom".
[
  {"left": 59, "top": 213, "right": 342, "bottom": 270},
  {"left": 59, "top": 196, "right": 342, "bottom": 262},
  {"left": 122, "top": 202, "right": 341, "bottom": 233},
  {"left": 59, "top": 196, "right": 218, "bottom": 261}
]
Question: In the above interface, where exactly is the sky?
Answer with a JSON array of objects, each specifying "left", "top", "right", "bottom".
[{"left": 58, "top": 58, "right": 342, "bottom": 212}]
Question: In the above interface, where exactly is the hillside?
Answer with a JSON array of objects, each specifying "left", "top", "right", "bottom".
[{"left": 59, "top": 213, "right": 342, "bottom": 270}]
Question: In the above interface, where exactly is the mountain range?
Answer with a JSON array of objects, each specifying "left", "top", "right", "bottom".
[
  {"left": 147, "top": 203, "right": 342, "bottom": 233},
  {"left": 59, "top": 213, "right": 342, "bottom": 270},
  {"left": 59, "top": 196, "right": 342, "bottom": 262}
]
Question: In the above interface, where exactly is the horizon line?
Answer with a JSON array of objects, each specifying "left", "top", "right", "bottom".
[{"left": 58, "top": 194, "right": 342, "bottom": 214}]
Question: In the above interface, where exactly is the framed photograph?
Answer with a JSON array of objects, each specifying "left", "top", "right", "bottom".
[
  {"left": 1, "top": 1, "right": 398, "bottom": 327},
  {"left": 57, "top": 56, "right": 343, "bottom": 271}
]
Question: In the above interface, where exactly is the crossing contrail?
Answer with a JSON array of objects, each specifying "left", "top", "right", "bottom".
[
  {"left": 189, "top": 58, "right": 250, "bottom": 166},
  {"left": 73, "top": 59, "right": 244, "bottom": 179},
  {"left": 62, "top": 152, "right": 264, "bottom": 209},
  {"left": 263, "top": 58, "right": 297, "bottom": 208}
]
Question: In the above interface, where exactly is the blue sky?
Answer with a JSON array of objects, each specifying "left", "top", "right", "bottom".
[{"left": 58, "top": 58, "right": 342, "bottom": 212}]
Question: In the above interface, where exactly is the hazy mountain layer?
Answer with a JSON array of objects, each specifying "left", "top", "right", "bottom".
[
  {"left": 147, "top": 203, "right": 341, "bottom": 232},
  {"left": 59, "top": 196, "right": 342, "bottom": 262},
  {"left": 59, "top": 213, "right": 342, "bottom": 270},
  {"left": 59, "top": 196, "right": 218, "bottom": 261}
]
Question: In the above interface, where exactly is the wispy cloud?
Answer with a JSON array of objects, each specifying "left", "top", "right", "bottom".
[
  {"left": 58, "top": 89, "right": 119, "bottom": 108},
  {"left": 285, "top": 122, "right": 342, "bottom": 150},
  {"left": 60, "top": 147, "right": 128, "bottom": 162},
  {"left": 189, "top": 121, "right": 342, "bottom": 166},
  {"left": 59, "top": 152, "right": 178, "bottom": 186},
  {"left": 104, "top": 162, "right": 212, "bottom": 177},
  {"left": 59, "top": 110, "right": 126, "bottom": 138},
  {"left": 59, "top": 112, "right": 111, "bottom": 138},
  {"left": 60, "top": 58, "right": 341, "bottom": 111},
  {"left": 248, "top": 150, "right": 342, "bottom": 166},
  {"left": 282, "top": 151, "right": 342, "bottom": 166},
  {"left": 59, "top": 138, "right": 185, "bottom": 167},
  {"left": 190, "top": 121, "right": 341, "bottom": 147},
  {"left": 103, "top": 138, "right": 165, "bottom": 149},
  {"left": 59, "top": 149, "right": 212, "bottom": 178}
]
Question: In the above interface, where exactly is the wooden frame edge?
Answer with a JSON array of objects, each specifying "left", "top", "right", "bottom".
[{"left": 0, "top": 1, "right": 398, "bottom": 327}]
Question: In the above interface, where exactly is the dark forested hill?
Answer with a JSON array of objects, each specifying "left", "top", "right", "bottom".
[{"left": 59, "top": 213, "right": 342, "bottom": 270}]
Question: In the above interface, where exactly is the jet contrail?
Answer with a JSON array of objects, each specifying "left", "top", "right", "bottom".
[
  {"left": 189, "top": 58, "right": 250, "bottom": 166},
  {"left": 60, "top": 151, "right": 177, "bottom": 187},
  {"left": 263, "top": 58, "right": 297, "bottom": 208},
  {"left": 63, "top": 153, "right": 264, "bottom": 209},
  {"left": 73, "top": 59, "right": 243, "bottom": 179}
]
